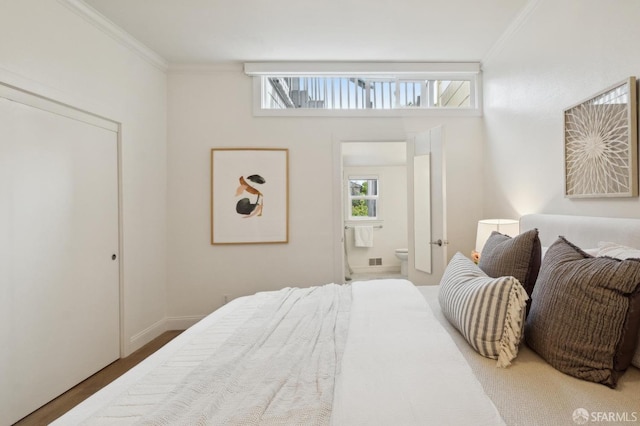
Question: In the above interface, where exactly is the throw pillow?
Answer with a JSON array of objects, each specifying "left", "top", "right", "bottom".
[
  {"left": 598, "top": 241, "right": 640, "bottom": 260},
  {"left": 525, "top": 237, "right": 640, "bottom": 387},
  {"left": 596, "top": 241, "right": 640, "bottom": 369},
  {"left": 439, "top": 252, "right": 529, "bottom": 367},
  {"left": 478, "top": 228, "right": 542, "bottom": 300}
]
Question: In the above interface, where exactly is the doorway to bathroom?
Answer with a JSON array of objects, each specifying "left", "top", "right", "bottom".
[
  {"left": 332, "top": 128, "right": 447, "bottom": 286},
  {"left": 340, "top": 141, "right": 408, "bottom": 282}
]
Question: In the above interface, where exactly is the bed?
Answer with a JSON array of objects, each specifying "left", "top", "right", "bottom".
[{"left": 52, "top": 214, "right": 640, "bottom": 426}]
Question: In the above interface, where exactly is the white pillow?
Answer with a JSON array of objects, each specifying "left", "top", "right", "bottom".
[
  {"left": 598, "top": 241, "right": 640, "bottom": 259},
  {"left": 584, "top": 247, "right": 599, "bottom": 256},
  {"left": 596, "top": 241, "right": 640, "bottom": 369}
]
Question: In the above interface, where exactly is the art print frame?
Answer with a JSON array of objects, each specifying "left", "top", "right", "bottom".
[
  {"left": 564, "top": 77, "right": 638, "bottom": 198},
  {"left": 211, "top": 148, "right": 289, "bottom": 244}
]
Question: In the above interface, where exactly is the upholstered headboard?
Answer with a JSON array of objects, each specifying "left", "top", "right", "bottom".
[{"left": 519, "top": 214, "right": 640, "bottom": 249}]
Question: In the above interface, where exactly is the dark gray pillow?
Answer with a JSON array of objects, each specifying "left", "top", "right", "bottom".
[
  {"left": 525, "top": 237, "right": 640, "bottom": 388},
  {"left": 478, "top": 228, "right": 542, "bottom": 299}
]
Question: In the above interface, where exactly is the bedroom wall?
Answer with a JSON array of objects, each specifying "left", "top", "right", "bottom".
[
  {"left": 166, "top": 68, "right": 484, "bottom": 321},
  {"left": 482, "top": 0, "right": 640, "bottom": 220},
  {"left": 0, "top": 1, "right": 168, "bottom": 355}
]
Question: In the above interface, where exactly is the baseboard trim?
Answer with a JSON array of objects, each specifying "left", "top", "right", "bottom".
[
  {"left": 124, "top": 315, "right": 205, "bottom": 356},
  {"left": 165, "top": 315, "right": 206, "bottom": 331},
  {"left": 127, "top": 318, "right": 167, "bottom": 355}
]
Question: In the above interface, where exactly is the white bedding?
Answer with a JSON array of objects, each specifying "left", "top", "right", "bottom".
[
  {"left": 138, "top": 284, "right": 350, "bottom": 425},
  {"left": 332, "top": 279, "right": 504, "bottom": 426},
  {"left": 53, "top": 279, "right": 504, "bottom": 426}
]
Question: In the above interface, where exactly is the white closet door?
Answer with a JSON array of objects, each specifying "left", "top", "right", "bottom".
[{"left": 0, "top": 94, "right": 120, "bottom": 424}]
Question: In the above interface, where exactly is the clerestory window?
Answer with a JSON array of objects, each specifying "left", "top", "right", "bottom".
[{"left": 245, "top": 62, "right": 481, "bottom": 117}]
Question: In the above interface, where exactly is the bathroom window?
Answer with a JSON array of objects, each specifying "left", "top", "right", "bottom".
[{"left": 347, "top": 176, "right": 379, "bottom": 221}]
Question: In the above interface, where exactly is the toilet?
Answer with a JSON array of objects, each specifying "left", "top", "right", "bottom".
[{"left": 395, "top": 248, "right": 409, "bottom": 276}]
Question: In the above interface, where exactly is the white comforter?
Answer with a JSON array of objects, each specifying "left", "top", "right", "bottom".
[
  {"left": 53, "top": 280, "right": 504, "bottom": 426},
  {"left": 139, "top": 284, "right": 350, "bottom": 425},
  {"left": 332, "top": 280, "right": 504, "bottom": 426}
]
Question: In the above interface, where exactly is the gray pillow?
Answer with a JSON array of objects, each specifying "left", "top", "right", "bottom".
[
  {"left": 525, "top": 237, "right": 640, "bottom": 388},
  {"left": 479, "top": 228, "right": 542, "bottom": 300},
  {"left": 595, "top": 242, "right": 640, "bottom": 369},
  {"left": 439, "top": 252, "right": 529, "bottom": 367}
]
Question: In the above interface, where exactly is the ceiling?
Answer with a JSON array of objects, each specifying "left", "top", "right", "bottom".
[{"left": 83, "top": 0, "right": 529, "bottom": 64}]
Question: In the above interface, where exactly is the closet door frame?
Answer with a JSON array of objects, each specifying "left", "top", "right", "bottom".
[
  {"left": 0, "top": 81, "right": 124, "bottom": 353},
  {"left": 0, "top": 82, "right": 123, "bottom": 423}
]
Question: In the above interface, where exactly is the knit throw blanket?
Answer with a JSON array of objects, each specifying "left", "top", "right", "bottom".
[{"left": 138, "top": 284, "right": 352, "bottom": 426}]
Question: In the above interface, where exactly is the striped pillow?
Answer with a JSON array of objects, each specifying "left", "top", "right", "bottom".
[{"left": 439, "top": 252, "right": 529, "bottom": 367}]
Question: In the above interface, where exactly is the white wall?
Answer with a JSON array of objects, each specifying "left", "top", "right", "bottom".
[
  {"left": 0, "top": 1, "right": 168, "bottom": 355},
  {"left": 344, "top": 165, "right": 408, "bottom": 273},
  {"left": 483, "top": 0, "right": 640, "bottom": 219},
  {"left": 167, "top": 68, "right": 484, "bottom": 320}
]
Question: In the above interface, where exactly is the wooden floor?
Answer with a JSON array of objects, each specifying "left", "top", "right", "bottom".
[{"left": 14, "top": 330, "right": 182, "bottom": 426}]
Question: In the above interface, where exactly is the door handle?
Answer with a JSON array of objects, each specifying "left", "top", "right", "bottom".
[{"left": 430, "top": 239, "right": 449, "bottom": 247}]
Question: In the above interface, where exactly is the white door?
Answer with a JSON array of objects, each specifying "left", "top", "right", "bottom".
[
  {"left": 0, "top": 88, "right": 120, "bottom": 424},
  {"left": 409, "top": 127, "right": 447, "bottom": 285},
  {"left": 413, "top": 154, "right": 432, "bottom": 273}
]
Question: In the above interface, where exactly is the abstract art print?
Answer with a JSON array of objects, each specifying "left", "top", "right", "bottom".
[
  {"left": 564, "top": 77, "right": 638, "bottom": 198},
  {"left": 211, "top": 148, "right": 289, "bottom": 244}
]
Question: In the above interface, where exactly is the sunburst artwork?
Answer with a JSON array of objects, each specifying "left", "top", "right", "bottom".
[{"left": 564, "top": 77, "right": 638, "bottom": 198}]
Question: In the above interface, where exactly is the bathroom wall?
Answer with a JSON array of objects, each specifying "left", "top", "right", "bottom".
[{"left": 343, "top": 165, "right": 408, "bottom": 274}]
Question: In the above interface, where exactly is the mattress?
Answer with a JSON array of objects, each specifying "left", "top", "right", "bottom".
[
  {"left": 53, "top": 279, "right": 640, "bottom": 426},
  {"left": 53, "top": 279, "right": 504, "bottom": 425}
]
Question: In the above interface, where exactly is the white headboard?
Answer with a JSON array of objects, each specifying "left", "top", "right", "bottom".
[{"left": 519, "top": 214, "right": 640, "bottom": 249}]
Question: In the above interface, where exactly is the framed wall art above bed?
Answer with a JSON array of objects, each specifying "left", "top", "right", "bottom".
[
  {"left": 211, "top": 148, "right": 289, "bottom": 244},
  {"left": 564, "top": 77, "right": 638, "bottom": 198}
]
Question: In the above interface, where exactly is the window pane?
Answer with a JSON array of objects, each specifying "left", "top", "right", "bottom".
[
  {"left": 351, "top": 200, "right": 377, "bottom": 218},
  {"left": 435, "top": 80, "right": 471, "bottom": 107},
  {"left": 398, "top": 81, "right": 423, "bottom": 108},
  {"left": 351, "top": 199, "right": 368, "bottom": 216},
  {"left": 349, "top": 179, "right": 377, "bottom": 196},
  {"left": 350, "top": 180, "right": 364, "bottom": 196}
]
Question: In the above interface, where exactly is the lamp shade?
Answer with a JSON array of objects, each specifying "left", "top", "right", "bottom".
[{"left": 475, "top": 219, "right": 520, "bottom": 253}]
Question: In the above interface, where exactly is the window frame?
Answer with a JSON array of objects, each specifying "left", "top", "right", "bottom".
[
  {"left": 246, "top": 62, "right": 482, "bottom": 117},
  {"left": 345, "top": 175, "right": 381, "bottom": 222}
]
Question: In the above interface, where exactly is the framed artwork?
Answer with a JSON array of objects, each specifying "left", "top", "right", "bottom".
[
  {"left": 564, "top": 77, "right": 638, "bottom": 198},
  {"left": 211, "top": 148, "right": 289, "bottom": 244}
]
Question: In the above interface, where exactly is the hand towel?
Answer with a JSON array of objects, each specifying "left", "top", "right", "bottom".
[{"left": 354, "top": 226, "right": 374, "bottom": 247}]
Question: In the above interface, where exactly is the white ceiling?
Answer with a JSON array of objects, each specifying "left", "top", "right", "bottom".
[{"left": 83, "top": 0, "right": 529, "bottom": 64}]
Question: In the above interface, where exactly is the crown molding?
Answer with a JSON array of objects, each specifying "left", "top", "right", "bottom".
[
  {"left": 57, "top": 0, "right": 168, "bottom": 72},
  {"left": 168, "top": 62, "right": 244, "bottom": 74},
  {"left": 482, "top": 0, "right": 542, "bottom": 66}
]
